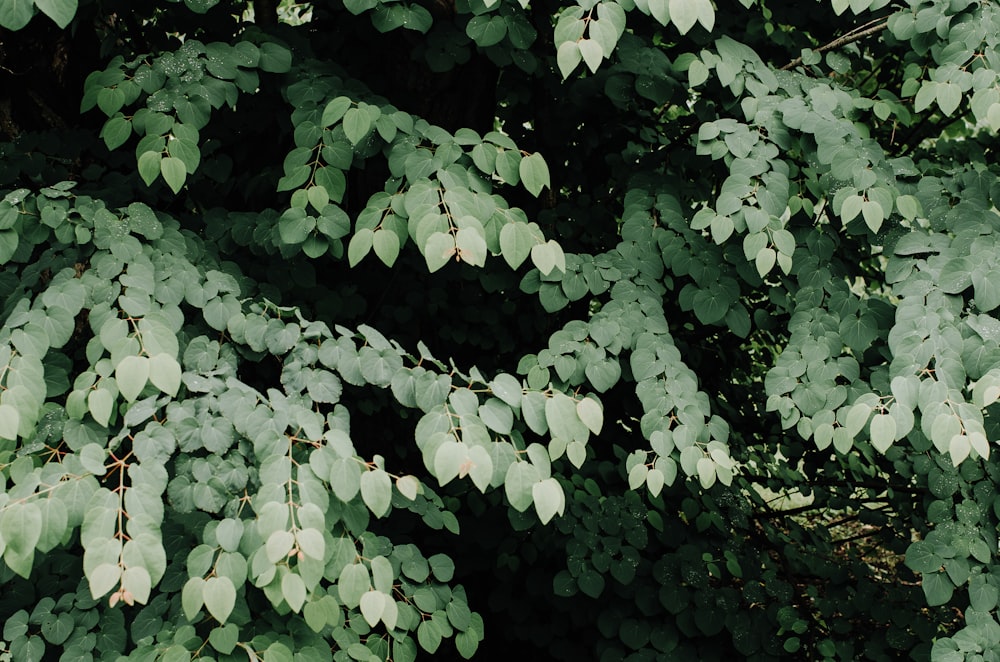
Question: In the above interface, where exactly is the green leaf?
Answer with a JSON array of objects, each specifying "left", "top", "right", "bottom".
[
  {"left": 87, "top": 563, "right": 121, "bottom": 599},
  {"left": 372, "top": 229, "right": 400, "bottom": 267},
  {"left": 360, "top": 590, "right": 384, "bottom": 627},
  {"left": 578, "top": 39, "right": 603, "bottom": 73},
  {"left": 921, "top": 572, "right": 954, "bottom": 607},
  {"left": 266, "top": 530, "right": 295, "bottom": 563},
  {"left": 531, "top": 477, "right": 564, "bottom": 524},
  {"left": 1, "top": 502, "right": 41, "bottom": 573},
  {"left": 466, "top": 14, "right": 507, "bottom": 47},
  {"left": 869, "top": 414, "right": 895, "bottom": 453},
  {"left": 0, "top": 403, "right": 19, "bottom": 440},
  {"left": 338, "top": 563, "right": 371, "bottom": 608},
  {"left": 575, "top": 397, "right": 603, "bottom": 434},
  {"left": 360, "top": 468, "right": 392, "bottom": 517},
  {"left": 203, "top": 576, "right": 237, "bottom": 623},
  {"left": 418, "top": 620, "right": 442, "bottom": 654},
  {"left": 455, "top": 226, "right": 487, "bottom": 267},
  {"left": 282, "top": 572, "right": 307, "bottom": 612},
  {"left": 949, "top": 434, "right": 971, "bottom": 466},
  {"left": 973, "top": 269, "right": 1000, "bottom": 312},
  {"left": 669, "top": 0, "right": 699, "bottom": 33},
  {"left": 861, "top": 200, "right": 883, "bottom": 232},
  {"left": 122, "top": 565, "right": 152, "bottom": 604},
  {"left": 499, "top": 222, "right": 533, "bottom": 269},
  {"left": 504, "top": 461, "right": 539, "bottom": 511},
  {"left": 183, "top": 576, "right": 206, "bottom": 619},
  {"left": 428, "top": 553, "right": 454, "bottom": 581},
  {"left": 322, "top": 97, "right": 352, "bottom": 127},
  {"left": 148, "top": 353, "right": 181, "bottom": 396},
  {"left": 87, "top": 389, "right": 113, "bottom": 427},
  {"left": 519, "top": 153, "right": 550, "bottom": 197},
  {"left": 0, "top": 0, "right": 34, "bottom": 30},
  {"left": 557, "top": 41, "right": 582, "bottom": 79},
  {"left": 137, "top": 151, "right": 162, "bottom": 187},
  {"left": 343, "top": 107, "right": 372, "bottom": 145},
  {"left": 936, "top": 82, "right": 962, "bottom": 116},
  {"left": 258, "top": 42, "right": 292, "bottom": 73},
  {"left": 531, "top": 240, "right": 565, "bottom": 275},
  {"left": 329, "top": 457, "right": 362, "bottom": 502},
  {"left": 424, "top": 232, "right": 456, "bottom": 272},
  {"left": 115, "top": 355, "right": 150, "bottom": 402},
  {"left": 160, "top": 156, "right": 187, "bottom": 194},
  {"left": 208, "top": 624, "right": 239, "bottom": 655},
  {"left": 396, "top": 475, "right": 419, "bottom": 500},
  {"left": 80, "top": 443, "right": 107, "bottom": 474},
  {"left": 755, "top": 247, "right": 776, "bottom": 277},
  {"left": 578, "top": 570, "right": 605, "bottom": 598},
  {"left": 348, "top": 227, "right": 374, "bottom": 267},
  {"left": 101, "top": 116, "right": 132, "bottom": 150},
  {"left": 844, "top": 402, "right": 871, "bottom": 437}
]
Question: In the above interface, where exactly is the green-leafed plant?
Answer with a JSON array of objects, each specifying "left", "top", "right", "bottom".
[{"left": 1, "top": 0, "right": 999, "bottom": 659}]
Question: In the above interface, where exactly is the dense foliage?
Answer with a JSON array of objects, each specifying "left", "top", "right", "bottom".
[{"left": 2, "top": 0, "right": 1000, "bottom": 659}]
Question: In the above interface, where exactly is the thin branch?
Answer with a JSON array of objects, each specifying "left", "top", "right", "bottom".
[
  {"left": 833, "top": 526, "right": 886, "bottom": 546},
  {"left": 780, "top": 18, "right": 890, "bottom": 71}
]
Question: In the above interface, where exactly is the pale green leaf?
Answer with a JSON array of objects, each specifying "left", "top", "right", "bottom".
[
  {"left": 424, "top": 231, "right": 456, "bottom": 272},
  {"left": 88, "top": 563, "right": 121, "bottom": 599},
  {"left": 557, "top": 41, "right": 582, "bottom": 79},
  {"left": 372, "top": 229, "right": 401, "bottom": 267},
  {"left": 203, "top": 576, "right": 237, "bottom": 623},
  {"left": 0, "top": 403, "right": 19, "bottom": 440},
  {"left": 360, "top": 468, "right": 392, "bottom": 517},
  {"left": 282, "top": 572, "right": 307, "bottom": 612},
  {"left": 360, "top": 590, "right": 384, "bottom": 627},
  {"left": 396, "top": 475, "right": 419, "bottom": 500},
  {"left": 669, "top": 0, "right": 698, "bottom": 34},
  {"left": 148, "top": 353, "right": 181, "bottom": 397},
  {"left": 869, "top": 414, "right": 895, "bottom": 454},
  {"left": 575, "top": 397, "right": 603, "bottom": 434},
  {"left": 116, "top": 355, "right": 150, "bottom": 402},
  {"left": 578, "top": 39, "right": 602, "bottom": 73},
  {"left": 531, "top": 477, "right": 564, "bottom": 524},
  {"left": 519, "top": 153, "right": 550, "bottom": 197},
  {"left": 87, "top": 389, "right": 113, "bottom": 427},
  {"left": 160, "top": 157, "right": 187, "bottom": 194}
]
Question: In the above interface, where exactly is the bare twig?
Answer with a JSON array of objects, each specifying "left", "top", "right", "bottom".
[{"left": 780, "top": 18, "right": 890, "bottom": 71}]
